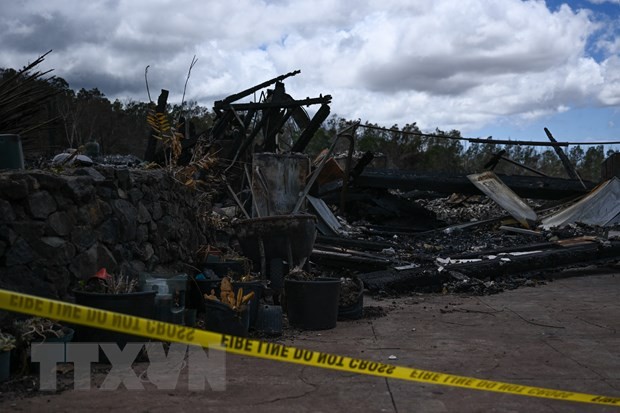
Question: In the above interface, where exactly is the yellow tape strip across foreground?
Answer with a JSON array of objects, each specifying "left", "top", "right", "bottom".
[{"left": 1, "top": 289, "right": 618, "bottom": 407}]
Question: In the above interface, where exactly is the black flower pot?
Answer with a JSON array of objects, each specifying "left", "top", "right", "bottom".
[
  {"left": 72, "top": 290, "right": 155, "bottom": 348},
  {"left": 204, "top": 300, "right": 249, "bottom": 337},
  {"left": 284, "top": 277, "right": 340, "bottom": 330}
]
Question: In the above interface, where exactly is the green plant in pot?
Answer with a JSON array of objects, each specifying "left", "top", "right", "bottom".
[{"left": 0, "top": 331, "right": 16, "bottom": 382}]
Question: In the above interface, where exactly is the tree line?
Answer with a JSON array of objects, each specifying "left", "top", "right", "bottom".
[{"left": 1, "top": 64, "right": 613, "bottom": 182}]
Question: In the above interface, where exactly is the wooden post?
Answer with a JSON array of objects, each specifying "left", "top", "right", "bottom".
[{"left": 544, "top": 127, "right": 586, "bottom": 188}]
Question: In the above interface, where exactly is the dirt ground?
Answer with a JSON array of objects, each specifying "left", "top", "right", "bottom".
[{"left": 0, "top": 271, "right": 618, "bottom": 412}]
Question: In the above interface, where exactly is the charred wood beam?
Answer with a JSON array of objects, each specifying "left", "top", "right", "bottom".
[
  {"left": 214, "top": 70, "right": 301, "bottom": 107},
  {"left": 359, "top": 268, "right": 446, "bottom": 292},
  {"left": 224, "top": 112, "right": 271, "bottom": 167},
  {"left": 359, "top": 241, "right": 620, "bottom": 292},
  {"left": 289, "top": 105, "right": 311, "bottom": 131},
  {"left": 484, "top": 150, "right": 549, "bottom": 177},
  {"left": 316, "top": 235, "right": 397, "bottom": 252},
  {"left": 355, "top": 168, "right": 595, "bottom": 200},
  {"left": 443, "top": 241, "right": 620, "bottom": 279},
  {"left": 243, "top": 108, "right": 257, "bottom": 129},
  {"left": 211, "top": 110, "right": 235, "bottom": 141},
  {"left": 263, "top": 82, "right": 287, "bottom": 152},
  {"left": 226, "top": 96, "right": 332, "bottom": 111},
  {"left": 448, "top": 242, "right": 561, "bottom": 259},
  {"left": 291, "top": 103, "right": 331, "bottom": 153},
  {"left": 311, "top": 249, "right": 391, "bottom": 271},
  {"left": 544, "top": 127, "right": 585, "bottom": 188},
  {"left": 350, "top": 151, "right": 375, "bottom": 180}
]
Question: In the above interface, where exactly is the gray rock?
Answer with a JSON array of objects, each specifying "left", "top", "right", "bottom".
[
  {"left": 129, "top": 260, "right": 146, "bottom": 274},
  {"left": 157, "top": 215, "right": 178, "bottom": 240},
  {"left": 63, "top": 176, "right": 95, "bottom": 202},
  {"left": 115, "top": 167, "right": 132, "bottom": 189},
  {"left": 71, "top": 226, "right": 97, "bottom": 251},
  {"left": 78, "top": 201, "right": 106, "bottom": 227},
  {"left": 33, "top": 236, "right": 76, "bottom": 265},
  {"left": 137, "top": 203, "right": 151, "bottom": 224},
  {"left": 164, "top": 201, "right": 180, "bottom": 216},
  {"left": 32, "top": 265, "right": 72, "bottom": 298},
  {"left": 73, "top": 167, "right": 106, "bottom": 182},
  {"left": 136, "top": 224, "right": 149, "bottom": 244},
  {"left": 117, "top": 187, "right": 128, "bottom": 199},
  {"left": 29, "top": 172, "right": 65, "bottom": 190},
  {"left": 0, "top": 199, "right": 15, "bottom": 223},
  {"left": 128, "top": 188, "right": 144, "bottom": 204},
  {"left": 0, "top": 225, "right": 17, "bottom": 244},
  {"left": 27, "top": 190, "right": 57, "bottom": 219},
  {"left": 113, "top": 243, "right": 133, "bottom": 262},
  {"left": 71, "top": 226, "right": 97, "bottom": 252},
  {"left": 0, "top": 265, "right": 55, "bottom": 299},
  {"left": 12, "top": 204, "right": 27, "bottom": 219},
  {"left": 13, "top": 221, "right": 46, "bottom": 242},
  {"left": 151, "top": 201, "right": 163, "bottom": 220},
  {"left": 96, "top": 186, "right": 114, "bottom": 199},
  {"left": 97, "top": 218, "right": 119, "bottom": 245},
  {"left": 96, "top": 166, "right": 116, "bottom": 180},
  {"left": 53, "top": 194, "right": 74, "bottom": 211},
  {"left": 112, "top": 199, "right": 137, "bottom": 241},
  {"left": 141, "top": 242, "right": 155, "bottom": 261},
  {"left": 47, "top": 211, "right": 75, "bottom": 236},
  {"left": 0, "top": 177, "right": 32, "bottom": 200},
  {"left": 5, "top": 238, "right": 35, "bottom": 266}
]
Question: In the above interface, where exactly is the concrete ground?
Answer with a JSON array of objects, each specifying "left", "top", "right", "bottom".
[{"left": 1, "top": 271, "right": 619, "bottom": 412}]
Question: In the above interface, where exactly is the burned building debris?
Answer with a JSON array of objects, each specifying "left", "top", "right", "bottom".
[
  {"left": 192, "top": 73, "right": 620, "bottom": 302},
  {"left": 1, "top": 69, "right": 620, "bottom": 344}
]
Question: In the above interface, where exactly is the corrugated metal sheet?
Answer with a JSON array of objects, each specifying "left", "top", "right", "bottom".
[
  {"left": 467, "top": 171, "right": 537, "bottom": 228},
  {"left": 541, "top": 177, "right": 620, "bottom": 229}
]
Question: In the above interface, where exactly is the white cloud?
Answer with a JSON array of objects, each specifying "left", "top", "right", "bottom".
[
  {"left": 1, "top": 0, "right": 619, "bottom": 134},
  {"left": 588, "top": 0, "right": 620, "bottom": 4}
]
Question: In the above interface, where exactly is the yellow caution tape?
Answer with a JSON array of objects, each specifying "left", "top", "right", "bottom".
[{"left": 1, "top": 289, "right": 619, "bottom": 407}]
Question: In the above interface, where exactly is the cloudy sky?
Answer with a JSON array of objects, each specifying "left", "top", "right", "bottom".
[{"left": 2, "top": 0, "right": 620, "bottom": 143}]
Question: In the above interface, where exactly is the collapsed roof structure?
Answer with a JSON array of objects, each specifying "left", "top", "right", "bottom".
[{"left": 165, "top": 71, "right": 620, "bottom": 299}]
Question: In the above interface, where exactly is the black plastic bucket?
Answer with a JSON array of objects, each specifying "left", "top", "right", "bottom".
[
  {"left": 254, "top": 305, "right": 283, "bottom": 336},
  {"left": 284, "top": 277, "right": 340, "bottom": 330},
  {"left": 204, "top": 300, "right": 249, "bottom": 337},
  {"left": 232, "top": 281, "right": 263, "bottom": 327},
  {"left": 72, "top": 290, "right": 156, "bottom": 346}
]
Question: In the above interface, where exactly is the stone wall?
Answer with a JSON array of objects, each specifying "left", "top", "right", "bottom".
[{"left": 0, "top": 167, "right": 212, "bottom": 299}]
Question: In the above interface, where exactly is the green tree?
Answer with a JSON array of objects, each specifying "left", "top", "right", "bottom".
[{"left": 580, "top": 145, "right": 605, "bottom": 182}]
